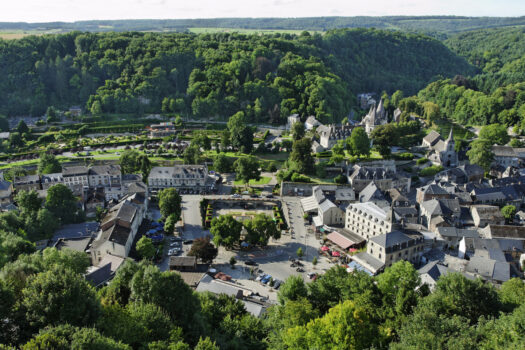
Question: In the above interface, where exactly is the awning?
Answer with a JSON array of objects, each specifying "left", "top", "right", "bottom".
[
  {"left": 327, "top": 231, "right": 358, "bottom": 250},
  {"left": 312, "top": 216, "right": 323, "bottom": 227},
  {"left": 332, "top": 251, "right": 341, "bottom": 257},
  {"left": 321, "top": 246, "right": 330, "bottom": 251}
]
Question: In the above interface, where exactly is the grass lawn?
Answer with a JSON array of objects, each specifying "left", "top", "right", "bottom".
[
  {"left": 432, "top": 121, "right": 476, "bottom": 140},
  {"left": 234, "top": 176, "right": 271, "bottom": 186}
]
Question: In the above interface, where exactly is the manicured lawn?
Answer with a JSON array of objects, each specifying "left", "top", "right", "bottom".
[{"left": 234, "top": 176, "right": 272, "bottom": 186}]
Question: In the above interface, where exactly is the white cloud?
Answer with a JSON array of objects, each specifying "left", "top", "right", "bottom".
[{"left": 0, "top": 0, "right": 524, "bottom": 22}]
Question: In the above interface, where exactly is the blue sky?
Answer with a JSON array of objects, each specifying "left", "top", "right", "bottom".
[{"left": 2, "top": 0, "right": 525, "bottom": 22}]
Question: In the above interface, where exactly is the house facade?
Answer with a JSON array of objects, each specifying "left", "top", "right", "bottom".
[{"left": 148, "top": 164, "right": 211, "bottom": 193}]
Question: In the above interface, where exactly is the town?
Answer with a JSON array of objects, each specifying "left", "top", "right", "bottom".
[{"left": 1, "top": 11, "right": 525, "bottom": 349}]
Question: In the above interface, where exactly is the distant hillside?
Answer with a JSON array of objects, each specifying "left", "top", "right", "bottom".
[
  {"left": 445, "top": 27, "right": 525, "bottom": 92},
  {"left": 1, "top": 16, "right": 525, "bottom": 38},
  {"left": 0, "top": 29, "right": 474, "bottom": 121}
]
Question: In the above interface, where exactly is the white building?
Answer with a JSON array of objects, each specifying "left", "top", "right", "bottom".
[
  {"left": 148, "top": 164, "right": 211, "bottom": 193},
  {"left": 301, "top": 186, "right": 345, "bottom": 226},
  {"left": 345, "top": 202, "right": 394, "bottom": 240}
]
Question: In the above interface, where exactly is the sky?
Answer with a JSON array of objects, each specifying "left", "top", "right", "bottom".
[{"left": 1, "top": 0, "right": 525, "bottom": 23}]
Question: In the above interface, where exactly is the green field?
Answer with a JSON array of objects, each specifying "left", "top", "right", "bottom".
[
  {"left": 234, "top": 176, "right": 272, "bottom": 186},
  {"left": 188, "top": 27, "right": 318, "bottom": 35}
]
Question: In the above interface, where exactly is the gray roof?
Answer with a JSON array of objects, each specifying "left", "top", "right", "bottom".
[
  {"left": 89, "top": 165, "right": 121, "bottom": 176},
  {"left": 169, "top": 256, "right": 197, "bottom": 267},
  {"left": 148, "top": 165, "right": 207, "bottom": 180},
  {"left": 13, "top": 174, "right": 40, "bottom": 184},
  {"left": 0, "top": 180, "right": 12, "bottom": 191},
  {"left": 102, "top": 201, "right": 137, "bottom": 226},
  {"left": 369, "top": 230, "right": 413, "bottom": 248},
  {"left": 319, "top": 198, "right": 338, "bottom": 213},
  {"left": 436, "top": 227, "right": 479, "bottom": 239},
  {"left": 62, "top": 166, "right": 89, "bottom": 176},
  {"left": 420, "top": 184, "right": 449, "bottom": 195},
  {"left": 466, "top": 256, "right": 510, "bottom": 283},
  {"left": 41, "top": 173, "right": 63, "bottom": 183},
  {"left": 53, "top": 237, "right": 92, "bottom": 252},
  {"left": 351, "top": 251, "right": 385, "bottom": 273},
  {"left": 359, "top": 181, "right": 386, "bottom": 202},
  {"left": 85, "top": 263, "right": 112, "bottom": 287},
  {"left": 418, "top": 261, "right": 452, "bottom": 281},
  {"left": 423, "top": 130, "right": 442, "bottom": 146},
  {"left": 480, "top": 225, "right": 525, "bottom": 240}
]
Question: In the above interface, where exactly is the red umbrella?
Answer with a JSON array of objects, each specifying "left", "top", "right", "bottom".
[
  {"left": 349, "top": 248, "right": 357, "bottom": 253},
  {"left": 332, "top": 251, "right": 341, "bottom": 257},
  {"left": 321, "top": 246, "right": 330, "bottom": 251}
]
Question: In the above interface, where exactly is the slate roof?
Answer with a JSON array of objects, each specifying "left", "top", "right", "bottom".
[
  {"left": 418, "top": 261, "right": 452, "bottom": 281},
  {"left": 369, "top": 230, "right": 413, "bottom": 248},
  {"left": 148, "top": 165, "right": 207, "bottom": 180},
  {"left": 62, "top": 166, "right": 88, "bottom": 176},
  {"left": 85, "top": 263, "right": 112, "bottom": 287},
  {"left": 421, "top": 198, "right": 460, "bottom": 217},
  {"left": 359, "top": 181, "right": 386, "bottom": 202},
  {"left": 471, "top": 205, "right": 504, "bottom": 222},
  {"left": 53, "top": 237, "right": 92, "bottom": 252},
  {"left": 13, "top": 174, "right": 40, "bottom": 184},
  {"left": 480, "top": 225, "right": 525, "bottom": 240},
  {"left": 423, "top": 130, "right": 442, "bottom": 146},
  {"left": 351, "top": 252, "right": 384, "bottom": 274},
  {"left": 319, "top": 198, "right": 338, "bottom": 213},
  {"left": 89, "top": 165, "right": 121, "bottom": 176},
  {"left": 102, "top": 202, "right": 137, "bottom": 227},
  {"left": 0, "top": 180, "right": 12, "bottom": 191},
  {"left": 420, "top": 184, "right": 450, "bottom": 195}
]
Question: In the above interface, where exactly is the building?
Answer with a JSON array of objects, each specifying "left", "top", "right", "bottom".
[
  {"left": 426, "top": 129, "right": 458, "bottom": 167},
  {"left": 418, "top": 261, "right": 474, "bottom": 290},
  {"left": 41, "top": 173, "right": 64, "bottom": 190},
  {"left": 416, "top": 183, "right": 452, "bottom": 204},
  {"left": 68, "top": 106, "right": 82, "bottom": 117},
  {"left": 470, "top": 205, "right": 505, "bottom": 228},
  {"left": 317, "top": 124, "right": 353, "bottom": 150},
  {"left": 0, "top": 132, "right": 10, "bottom": 140},
  {"left": 0, "top": 180, "right": 13, "bottom": 206},
  {"left": 305, "top": 116, "right": 321, "bottom": 130},
  {"left": 90, "top": 195, "right": 145, "bottom": 264},
  {"left": 345, "top": 202, "right": 394, "bottom": 240},
  {"left": 421, "top": 130, "right": 442, "bottom": 148},
  {"left": 361, "top": 99, "right": 388, "bottom": 135},
  {"left": 419, "top": 198, "right": 461, "bottom": 230},
  {"left": 348, "top": 162, "right": 411, "bottom": 193},
  {"left": 287, "top": 114, "right": 300, "bottom": 130},
  {"left": 352, "top": 230, "right": 424, "bottom": 274},
  {"left": 62, "top": 166, "right": 89, "bottom": 194},
  {"left": 148, "top": 122, "right": 177, "bottom": 138},
  {"left": 88, "top": 165, "right": 122, "bottom": 188},
  {"left": 491, "top": 145, "right": 525, "bottom": 168},
  {"left": 169, "top": 256, "right": 197, "bottom": 271},
  {"left": 301, "top": 186, "right": 345, "bottom": 226},
  {"left": 148, "top": 164, "right": 211, "bottom": 193},
  {"left": 13, "top": 174, "right": 41, "bottom": 191}
]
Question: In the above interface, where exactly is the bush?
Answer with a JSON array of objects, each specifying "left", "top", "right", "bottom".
[
  {"left": 395, "top": 152, "right": 414, "bottom": 160},
  {"left": 416, "top": 157, "right": 429, "bottom": 165},
  {"left": 334, "top": 174, "right": 347, "bottom": 184},
  {"left": 419, "top": 165, "right": 444, "bottom": 177},
  {"left": 291, "top": 173, "right": 312, "bottom": 183}
]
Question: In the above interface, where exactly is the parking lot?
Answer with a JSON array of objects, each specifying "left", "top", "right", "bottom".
[{"left": 153, "top": 193, "right": 334, "bottom": 302}]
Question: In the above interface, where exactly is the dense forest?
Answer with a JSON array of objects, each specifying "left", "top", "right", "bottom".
[
  {"left": 0, "top": 247, "right": 523, "bottom": 349},
  {"left": 0, "top": 29, "right": 472, "bottom": 123},
  {"left": 2, "top": 16, "right": 525, "bottom": 36}
]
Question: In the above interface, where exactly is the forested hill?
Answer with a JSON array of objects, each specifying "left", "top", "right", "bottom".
[
  {"left": 1, "top": 16, "right": 525, "bottom": 36},
  {"left": 0, "top": 29, "right": 473, "bottom": 123},
  {"left": 445, "top": 27, "right": 525, "bottom": 92}
]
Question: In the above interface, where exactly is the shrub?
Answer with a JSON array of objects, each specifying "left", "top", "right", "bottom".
[
  {"left": 419, "top": 165, "right": 444, "bottom": 177},
  {"left": 416, "top": 157, "right": 429, "bottom": 165},
  {"left": 334, "top": 174, "right": 347, "bottom": 184},
  {"left": 395, "top": 152, "right": 414, "bottom": 160},
  {"left": 291, "top": 173, "right": 312, "bottom": 183}
]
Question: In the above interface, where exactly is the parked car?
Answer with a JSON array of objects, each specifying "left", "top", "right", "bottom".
[
  {"left": 296, "top": 267, "right": 305, "bottom": 272},
  {"left": 307, "top": 273, "right": 317, "bottom": 279},
  {"left": 261, "top": 275, "right": 272, "bottom": 284},
  {"left": 250, "top": 194, "right": 259, "bottom": 198},
  {"left": 183, "top": 240, "right": 194, "bottom": 244},
  {"left": 265, "top": 194, "right": 274, "bottom": 198},
  {"left": 273, "top": 280, "right": 282, "bottom": 289},
  {"left": 245, "top": 260, "right": 258, "bottom": 266}
]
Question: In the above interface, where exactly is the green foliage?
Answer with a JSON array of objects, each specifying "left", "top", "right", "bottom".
[
  {"left": 158, "top": 188, "right": 182, "bottom": 221},
  {"left": 234, "top": 156, "right": 260, "bottom": 185},
  {"left": 347, "top": 126, "right": 370, "bottom": 156},
  {"left": 210, "top": 215, "right": 242, "bottom": 249},
  {"left": 45, "top": 184, "right": 81, "bottom": 224},
  {"left": 182, "top": 142, "right": 203, "bottom": 165},
  {"left": 290, "top": 137, "right": 314, "bottom": 174},
  {"left": 37, "top": 153, "right": 62, "bottom": 174},
  {"left": 188, "top": 236, "right": 218, "bottom": 263},
  {"left": 227, "top": 112, "right": 253, "bottom": 152},
  {"left": 419, "top": 165, "right": 444, "bottom": 177},
  {"left": 467, "top": 139, "right": 494, "bottom": 171},
  {"left": 278, "top": 275, "right": 308, "bottom": 305},
  {"left": 136, "top": 236, "right": 156, "bottom": 260},
  {"left": 416, "top": 157, "right": 429, "bottom": 165},
  {"left": 164, "top": 214, "right": 177, "bottom": 234},
  {"left": 244, "top": 213, "right": 281, "bottom": 246},
  {"left": 213, "top": 153, "right": 232, "bottom": 173},
  {"left": 296, "top": 247, "right": 304, "bottom": 258},
  {"left": 291, "top": 122, "right": 305, "bottom": 141},
  {"left": 334, "top": 174, "right": 347, "bottom": 184},
  {"left": 119, "top": 150, "right": 151, "bottom": 179},
  {"left": 479, "top": 124, "right": 510, "bottom": 145},
  {"left": 499, "top": 278, "right": 525, "bottom": 311},
  {"left": 501, "top": 205, "right": 517, "bottom": 223},
  {"left": 22, "top": 266, "right": 100, "bottom": 330}
]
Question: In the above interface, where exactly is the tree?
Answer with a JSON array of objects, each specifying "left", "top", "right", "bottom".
[
  {"left": 38, "top": 153, "right": 62, "bottom": 174},
  {"left": 9, "top": 132, "right": 23, "bottom": 148},
  {"left": 210, "top": 215, "right": 242, "bottom": 249},
  {"left": 194, "top": 133, "right": 211, "bottom": 151},
  {"left": 213, "top": 153, "right": 232, "bottom": 173},
  {"left": 182, "top": 143, "right": 203, "bottom": 165},
  {"left": 372, "top": 124, "right": 396, "bottom": 158},
  {"left": 244, "top": 213, "right": 281, "bottom": 246},
  {"left": 21, "top": 266, "right": 100, "bottom": 330},
  {"left": 0, "top": 115, "right": 8, "bottom": 132},
  {"left": 283, "top": 300, "right": 380, "bottom": 350},
  {"left": 136, "top": 236, "right": 156, "bottom": 260},
  {"left": 0, "top": 231, "right": 35, "bottom": 268},
  {"left": 120, "top": 150, "right": 151, "bottom": 178},
  {"left": 188, "top": 236, "right": 218, "bottom": 263},
  {"left": 312, "top": 256, "right": 318, "bottom": 266},
  {"left": 233, "top": 156, "right": 260, "bottom": 185},
  {"left": 501, "top": 204, "right": 516, "bottom": 223},
  {"left": 290, "top": 137, "right": 314, "bottom": 174},
  {"left": 467, "top": 139, "right": 494, "bottom": 171},
  {"left": 175, "top": 115, "right": 183, "bottom": 127},
  {"left": 220, "top": 130, "right": 231, "bottom": 151},
  {"left": 158, "top": 188, "right": 182, "bottom": 221},
  {"left": 17, "top": 120, "right": 29, "bottom": 134},
  {"left": 291, "top": 121, "right": 305, "bottom": 141},
  {"left": 479, "top": 124, "right": 510, "bottom": 145},
  {"left": 278, "top": 275, "right": 308, "bottom": 305},
  {"left": 347, "top": 126, "right": 370, "bottom": 156},
  {"left": 15, "top": 190, "right": 43, "bottom": 216},
  {"left": 391, "top": 90, "right": 404, "bottom": 108},
  {"left": 296, "top": 247, "right": 304, "bottom": 258},
  {"left": 45, "top": 184, "right": 79, "bottom": 224},
  {"left": 499, "top": 278, "right": 525, "bottom": 311},
  {"left": 91, "top": 100, "right": 102, "bottom": 115},
  {"left": 164, "top": 213, "right": 177, "bottom": 234},
  {"left": 195, "top": 337, "right": 220, "bottom": 350},
  {"left": 227, "top": 112, "right": 253, "bottom": 152},
  {"left": 422, "top": 101, "right": 440, "bottom": 124},
  {"left": 229, "top": 256, "right": 237, "bottom": 268}
]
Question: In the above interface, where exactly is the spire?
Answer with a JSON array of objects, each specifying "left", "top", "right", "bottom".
[{"left": 377, "top": 99, "right": 385, "bottom": 119}]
